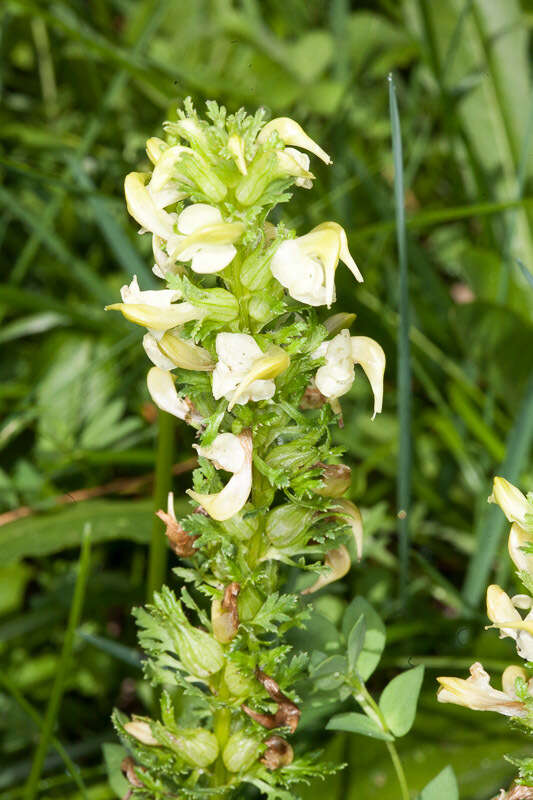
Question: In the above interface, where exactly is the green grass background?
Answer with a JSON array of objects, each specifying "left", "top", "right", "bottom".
[{"left": 1, "top": 0, "right": 533, "bottom": 797}]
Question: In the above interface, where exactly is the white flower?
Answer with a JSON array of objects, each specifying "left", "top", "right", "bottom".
[
  {"left": 125, "top": 172, "right": 243, "bottom": 277},
  {"left": 508, "top": 522, "right": 533, "bottom": 574},
  {"left": 283, "top": 148, "right": 313, "bottom": 188},
  {"left": 437, "top": 662, "right": 528, "bottom": 717},
  {"left": 170, "top": 204, "right": 240, "bottom": 274},
  {"left": 188, "top": 431, "right": 253, "bottom": 521},
  {"left": 313, "top": 330, "right": 386, "bottom": 419},
  {"left": 146, "top": 367, "right": 202, "bottom": 427},
  {"left": 270, "top": 222, "right": 362, "bottom": 307},
  {"left": 212, "top": 333, "right": 276, "bottom": 406},
  {"left": 257, "top": 117, "right": 332, "bottom": 165},
  {"left": 486, "top": 584, "right": 533, "bottom": 662},
  {"left": 105, "top": 276, "right": 203, "bottom": 367}
]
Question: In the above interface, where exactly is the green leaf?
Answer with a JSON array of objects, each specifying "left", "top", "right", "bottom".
[
  {"left": 0, "top": 499, "right": 184, "bottom": 563},
  {"left": 379, "top": 665, "right": 425, "bottom": 737},
  {"left": 326, "top": 712, "right": 393, "bottom": 741},
  {"left": 102, "top": 743, "right": 129, "bottom": 798},
  {"left": 418, "top": 766, "right": 458, "bottom": 800},
  {"left": 342, "top": 597, "right": 386, "bottom": 680},
  {"left": 347, "top": 615, "right": 366, "bottom": 675}
]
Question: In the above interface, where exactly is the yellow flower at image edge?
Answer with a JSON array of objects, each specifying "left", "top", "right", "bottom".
[{"left": 437, "top": 662, "right": 528, "bottom": 717}]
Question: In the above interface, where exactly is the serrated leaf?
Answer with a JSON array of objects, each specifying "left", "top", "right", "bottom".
[
  {"left": 418, "top": 765, "right": 458, "bottom": 800},
  {"left": 326, "top": 712, "right": 393, "bottom": 741},
  {"left": 379, "top": 665, "right": 425, "bottom": 737}
]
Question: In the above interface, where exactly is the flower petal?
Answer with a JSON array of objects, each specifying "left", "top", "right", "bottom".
[
  {"left": 105, "top": 301, "right": 203, "bottom": 330},
  {"left": 314, "top": 222, "right": 363, "bottom": 282},
  {"left": 146, "top": 367, "right": 202, "bottom": 426},
  {"left": 258, "top": 117, "right": 332, "bottom": 165},
  {"left": 124, "top": 172, "right": 176, "bottom": 238},
  {"left": 350, "top": 336, "right": 386, "bottom": 419},
  {"left": 143, "top": 333, "right": 176, "bottom": 370},
  {"left": 187, "top": 431, "right": 252, "bottom": 521},
  {"left": 489, "top": 477, "right": 531, "bottom": 527},
  {"left": 158, "top": 331, "right": 215, "bottom": 371},
  {"left": 228, "top": 346, "right": 289, "bottom": 410}
]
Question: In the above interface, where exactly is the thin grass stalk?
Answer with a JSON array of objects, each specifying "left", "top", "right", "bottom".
[
  {"left": 23, "top": 526, "right": 92, "bottom": 800},
  {"left": 146, "top": 410, "right": 175, "bottom": 599},
  {"left": 389, "top": 74, "right": 411, "bottom": 605},
  {"left": 0, "top": 675, "right": 88, "bottom": 799},
  {"left": 462, "top": 372, "right": 533, "bottom": 607}
]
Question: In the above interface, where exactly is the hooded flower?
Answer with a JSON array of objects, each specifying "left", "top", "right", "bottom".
[
  {"left": 312, "top": 329, "right": 385, "bottom": 418},
  {"left": 125, "top": 171, "right": 242, "bottom": 277},
  {"left": 212, "top": 333, "right": 289, "bottom": 408},
  {"left": 489, "top": 477, "right": 533, "bottom": 530},
  {"left": 270, "top": 222, "right": 362, "bottom": 308},
  {"left": 437, "top": 662, "right": 528, "bottom": 717},
  {"left": 257, "top": 117, "right": 332, "bottom": 165},
  {"left": 486, "top": 584, "right": 533, "bottom": 662},
  {"left": 187, "top": 431, "right": 253, "bottom": 521},
  {"left": 106, "top": 276, "right": 204, "bottom": 368},
  {"left": 146, "top": 367, "right": 202, "bottom": 427}
]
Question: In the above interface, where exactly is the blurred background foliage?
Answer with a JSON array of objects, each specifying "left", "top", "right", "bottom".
[{"left": 1, "top": 0, "right": 533, "bottom": 797}]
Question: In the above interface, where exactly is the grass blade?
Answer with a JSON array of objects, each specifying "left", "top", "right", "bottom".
[
  {"left": 389, "top": 74, "right": 411, "bottom": 605},
  {"left": 0, "top": 675, "right": 88, "bottom": 799},
  {"left": 23, "top": 527, "right": 92, "bottom": 800},
  {"left": 146, "top": 410, "right": 175, "bottom": 599},
  {"left": 462, "top": 371, "right": 533, "bottom": 608}
]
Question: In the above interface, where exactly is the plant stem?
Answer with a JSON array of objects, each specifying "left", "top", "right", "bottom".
[
  {"left": 351, "top": 677, "right": 410, "bottom": 800},
  {"left": 386, "top": 740, "right": 410, "bottom": 800},
  {"left": 24, "top": 527, "right": 92, "bottom": 800},
  {"left": 146, "top": 410, "right": 175, "bottom": 600}
]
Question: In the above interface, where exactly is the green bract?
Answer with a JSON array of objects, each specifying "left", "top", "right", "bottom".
[{"left": 111, "top": 98, "right": 386, "bottom": 799}]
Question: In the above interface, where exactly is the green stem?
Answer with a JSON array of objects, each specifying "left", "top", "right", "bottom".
[
  {"left": 146, "top": 409, "right": 175, "bottom": 600},
  {"left": 351, "top": 677, "right": 410, "bottom": 800},
  {"left": 24, "top": 527, "right": 92, "bottom": 800},
  {"left": 386, "top": 740, "right": 410, "bottom": 800}
]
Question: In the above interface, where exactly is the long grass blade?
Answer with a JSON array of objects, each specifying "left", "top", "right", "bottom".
[
  {"left": 462, "top": 372, "right": 533, "bottom": 607},
  {"left": 23, "top": 527, "right": 92, "bottom": 800},
  {"left": 146, "top": 410, "right": 175, "bottom": 599},
  {"left": 0, "top": 676, "right": 88, "bottom": 799},
  {"left": 389, "top": 74, "right": 411, "bottom": 605}
]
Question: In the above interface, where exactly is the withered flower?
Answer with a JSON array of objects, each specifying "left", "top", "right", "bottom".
[
  {"left": 156, "top": 492, "right": 197, "bottom": 557},
  {"left": 261, "top": 735, "right": 294, "bottom": 771},
  {"left": 242, "top": 669, "right": 301, "bottom": 733},
  {"left": 121, "top": 756, "right": 144, "bottom": 788},
  {"left": 212, "top": 582, "right": 241, "bottom": 644}
]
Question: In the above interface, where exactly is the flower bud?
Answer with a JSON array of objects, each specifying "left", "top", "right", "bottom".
[
  {"left": 489, "top": 477, "right": 532, "bottom": 528},
  {"left": 315, "top": 463, "right": 351, "bottom": 497},
  {"left": 240, "top": 246, "right": 276, "bottom": 291},
  {"left": 302, "top": 545, "right": 351, "bottom": 595},
  {"left": 179, "top": 151, "right": 227, "bottom": 202},
  {"left": 508, "top": 523, "right": 533, "bottom": 574},
  {"left": 124, "top": 719, "right": 159, "bottom": 746},
  {"left": 237, "top": 584, "right": 263, "bottom": 622},
  {"left": 228, "top": 134, "right": 248, "bottom": 175},
  {"left": 211, "top": 582, "right": 240, "bottom": 644},
  {"left": 265, "top": 504, "right": 314, "bottom": 548},
  {"left": 257, "top": 117, "right": 332, "bottom": 165},
  {"left": 224, "top": 661, "right": 256, "bottom": 700},
  {"left": 222, "top": 731, "right": 261, "bottom": 772},
  {"left": 261, "top": 735, "right": 294, "bottom": 771},
  {"left": 234, "top": 152, "right": 278, "bottom": 207},
  {"left": 155, "top": 725, "right": 219, "bottom": 768},
  {"left": 182, "top": 283, "right": 239, "bottom": 323},
  {"left": 324, "top": 312, "right": 357, "bottom": 337},
  {"left": 157, "top": 331, "right": 214, "bottom": 371}
]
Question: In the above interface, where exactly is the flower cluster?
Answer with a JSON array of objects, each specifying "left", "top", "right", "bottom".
[
  {"left": 109, "top": 100, "right": 385, "bottom": 798},
  {"left": 437, "top": 477, "right": 533, "bottom": 790}
]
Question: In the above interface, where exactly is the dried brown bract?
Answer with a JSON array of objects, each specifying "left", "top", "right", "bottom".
[
  {"left": 121, "top": 756, "right": 144, "bottom": 787},
  {"left": 241, "top": 669, "right": 301, "bottom": 733},
  {"left": 156, "top": 509, "right": 197, "bottom": 557}
]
